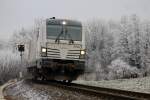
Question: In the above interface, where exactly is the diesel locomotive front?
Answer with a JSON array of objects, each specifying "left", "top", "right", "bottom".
[{"left": 27, "top": 17, "right": 85, "bottom": 82}]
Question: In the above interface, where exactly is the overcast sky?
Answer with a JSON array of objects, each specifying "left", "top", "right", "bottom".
[{"left": 0, "top": 0, "right": 150, "bottom": 40}]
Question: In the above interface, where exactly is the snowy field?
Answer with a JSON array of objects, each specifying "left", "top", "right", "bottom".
[{"left": 74, "top": 77, "right": 150, "bottom": 93}]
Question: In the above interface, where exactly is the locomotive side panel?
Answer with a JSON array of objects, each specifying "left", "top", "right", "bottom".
[{"left": 28, "top": 20, "right": 47, "bottom": 66}]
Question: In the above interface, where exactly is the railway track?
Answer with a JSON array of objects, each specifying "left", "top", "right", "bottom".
[
  {"left": 70, "top": 83, "right": 150, "bottom": 100},
  {"left": 33, "top": 80, "right": 150, "bottom": 100},
  {"left": 0, "top": 79, "right": 17, "bottom": 100},
  {"left": 4, "top": 79, "right": 150, "bottom": 100}
]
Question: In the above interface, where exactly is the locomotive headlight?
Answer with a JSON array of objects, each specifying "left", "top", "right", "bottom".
[
  {"left": 80, "top": 50, "right": 86, "bottom": 59},
  {"left": 42, "top": 48, "right": 46, "bottom": 53},
  {"left": 41, "top": 47, "right": 47, "bottom": 57},
  {"left": 62, "top": 21, "right": 66, "bottom": 25},
  {"left": 80, "top": 50, "right": 85, "bottom": 55}
]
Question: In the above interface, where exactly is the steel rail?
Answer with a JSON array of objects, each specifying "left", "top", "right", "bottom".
[{"left": 70, "top": 83, "right": 150, "bottom": 100}]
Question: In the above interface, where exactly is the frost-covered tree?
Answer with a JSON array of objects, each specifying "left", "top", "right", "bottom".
[
  {"left": 118, "top": 16, "right": 130, "bottom": 61},
  {"left": 0, "top": 49, "right": 26, "bottom": 84},
  {"left": 140, "top": 21, "right": 150, "bottom": 76},
  {"left": 9, "top": 18, "right": 44, "bottom": 61},
  {"left": 84, "top": 19, "right": 115, "bottom": 80},
  {"left": 117, "top": 15, "right": 150, "bottom": 77},
  {"left": 108, "top": 58, "right": 139, "bottom": 79},
  {"left": 82, "top": 16, "right": 150, "bottom": 80},
  {"left": 0, "top": 19, "right": 43, "bottom": 84},
  {"left": 118, "top": 15, "right": 142, "bottom": 68}
]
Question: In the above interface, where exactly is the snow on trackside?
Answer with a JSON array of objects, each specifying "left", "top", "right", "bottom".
[
  {"left": 5, "top": 80, "right": 102, "bottom": 100},
  {"left": 74, "top": 76, "right": 150, "bottom": 93},
  {"left": 5, "top": 80, "right": 51, "bottom": 100}
]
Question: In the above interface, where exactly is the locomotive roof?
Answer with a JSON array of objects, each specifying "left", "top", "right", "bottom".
[{"left": 46, "top": 18, "right": 82, "bottom": 27}]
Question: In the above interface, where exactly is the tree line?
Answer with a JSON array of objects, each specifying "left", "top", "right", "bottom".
[{"left": 1, "top": 15, "right": 150, "bottom": 82}]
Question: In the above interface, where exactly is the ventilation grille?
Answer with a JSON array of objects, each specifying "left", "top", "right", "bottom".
[
  {"left": 47, "top": 48, "right": 60, "bottom": 58},
  {"left": 66, "top": 50, "right": 80, "bottom": 59}
]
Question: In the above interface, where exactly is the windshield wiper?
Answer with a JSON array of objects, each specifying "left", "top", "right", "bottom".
[
  {"left": 55, "top": 27, "right": 74, "bottom": 44},
  {"left": 64, "top": 29, "right": 74, "bottom": 44},
  {"left": 55, "top": 30, "right": 63, "bottom": 43},
  {"left": 67, "top": 31, "right": 74, "bottom": 44}
]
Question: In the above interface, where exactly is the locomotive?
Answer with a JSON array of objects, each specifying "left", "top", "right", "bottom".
[{"left": 27, "top": 17, "right": 85, "bottom": 82}]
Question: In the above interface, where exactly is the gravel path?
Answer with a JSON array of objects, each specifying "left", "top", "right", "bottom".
[{"left": 4, "top": 80, "right": 104, "bottom": 100}]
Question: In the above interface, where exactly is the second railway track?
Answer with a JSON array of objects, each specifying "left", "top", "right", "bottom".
[{"left": 32, "top": 79, "right": 150, "bottom": 100}]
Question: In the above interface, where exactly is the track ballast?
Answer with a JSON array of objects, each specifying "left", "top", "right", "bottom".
[{"left": 33, "top": 79, "right": 150, "bottom": 100}]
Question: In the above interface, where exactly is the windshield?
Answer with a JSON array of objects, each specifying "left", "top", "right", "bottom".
[{"left": 46, "top": 24, "right": 82, "bottom": 41}]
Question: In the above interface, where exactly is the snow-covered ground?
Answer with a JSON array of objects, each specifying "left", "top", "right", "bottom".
[
  {"left": 5, "top": 80, "right": 51, "bottom": 100},
  {"left": 4, "top": 80, "right": 102, "bottom": 100},
  {"left": 4, "top": 77, "right": 150, "bottom": 99},
  {"left": 74, "top": 76, "right": 150, "bottom": 93}
]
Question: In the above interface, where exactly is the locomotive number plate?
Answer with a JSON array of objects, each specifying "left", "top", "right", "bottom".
[{"left": 48, "top": 44, "right": 81, "bottom": 49}]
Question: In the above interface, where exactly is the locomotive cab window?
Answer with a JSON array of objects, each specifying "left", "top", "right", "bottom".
[{"left": 46, "top": 23, "right": 82, "bottom": 41}]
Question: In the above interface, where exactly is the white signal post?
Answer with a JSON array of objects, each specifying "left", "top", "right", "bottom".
[{"left": 17, "top": 44, "right": 25, "bottom": 79}]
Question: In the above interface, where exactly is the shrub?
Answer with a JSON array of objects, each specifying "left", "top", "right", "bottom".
[{"left": 108, "top": 58, "right": 139, "bottom": 80}]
